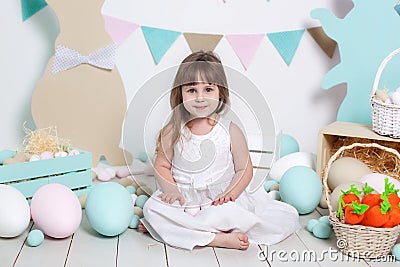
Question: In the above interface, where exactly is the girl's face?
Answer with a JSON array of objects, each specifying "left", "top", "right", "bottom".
[{"left": 181, "top": 82, "right": 220, "bottom": 118}]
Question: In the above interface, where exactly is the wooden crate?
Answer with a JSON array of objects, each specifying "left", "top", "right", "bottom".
[
  {"left": 316, "top": 121, "right": 400, "bottom": 178},
  {"left": 0, "top": 149, "right": 92, "bottom": 200}
]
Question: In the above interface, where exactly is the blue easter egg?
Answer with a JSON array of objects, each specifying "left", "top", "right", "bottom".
[
  {"left": 306, "top": 219, "right": 319, "bottom": 232},
  {"left": 135, "top": 195, "right": 149, "bottom": 209},
  {"left": 263, "top": 179, "right": 278, "bottom": 192},
  {"left": 138, "top": 152, "right": 148, "bottom": 163},
  {"left": 280, "top": 134, "right": 299, "bottom": 158},
  {"left": 312, "top": 222, "right": 332, "bottom": 239},
  {"left": 27, "top": 229, "right": 44, "bottom": 247},
  {"left": 85, "top": 182, "right": 134, "bottom": 236},
  {"left": 129, "top": 215, "right": 141, "bottom": 229},
  {"left": 126, "top": 185, "right": 136, "bottom": 194},
  {"left": 279, "top": 166, "right": 322, "bottom": 214},
  {"left": 392, "top": 244, "right": 400, "bottom": 261},
  {"left": 318, "top": 216, "right": 332, "bottom": 227}
]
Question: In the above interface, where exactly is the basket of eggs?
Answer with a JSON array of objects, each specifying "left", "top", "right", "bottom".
[
  {"left": 324, "top": 142, "right": 400, "bottom": 259},
  {"left": 371, "top": 47, "right": 400, "bottom": 138}
]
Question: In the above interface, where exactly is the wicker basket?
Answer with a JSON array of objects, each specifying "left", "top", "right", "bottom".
[
  {"left": 324, "top": 142, "right": 400, "bottom": 259},
  {"left": 371, "top": 48, "right": 400, "bottom": 138}
]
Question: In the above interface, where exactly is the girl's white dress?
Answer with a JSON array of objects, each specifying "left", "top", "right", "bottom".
[{"left": 141, "top": 117, "right": 300, "bottom": 250}]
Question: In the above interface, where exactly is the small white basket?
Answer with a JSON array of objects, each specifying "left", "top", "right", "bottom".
[{"left": 371, "top": 48, "right": 400, "bottom": 138}]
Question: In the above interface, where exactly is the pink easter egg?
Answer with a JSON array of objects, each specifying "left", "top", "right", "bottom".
[
  {"left": 40, "top": 151, "right": 54, "bottom": 160},
  {"left": 116, "top": 166, "right": 130, "bottom": 178},
  {"left": 359, "top": 173, "right": 400, "bottom": 194},
  {"left": 30, "top": 184, "right": 82, "bottom": 238},
  {"left": 131, "top": 194, "right": 137, "bottom": 204},
  {"left": 97, "top": 168, "right": 116, "bottom": 182}
]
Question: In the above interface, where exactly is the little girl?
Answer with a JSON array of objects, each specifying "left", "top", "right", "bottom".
[{"left": 140, "top": 51, "right": 300, "bottom": 250}]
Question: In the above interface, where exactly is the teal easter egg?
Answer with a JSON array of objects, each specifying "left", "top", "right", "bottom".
[
  {"left": 318, "top": 216, "right": 332, "bottom": 227},
  {"left": 280, "top": 166, "right": 322, "bottom": 214},
  {"left": 85, "top": 182, "right": 134, "bottom": 236},
  {"left": 135, "top": 195, "right": 149, "bottom": 209},
  {"left": 129, "top": 215, "right": 141, "bottom": 229},
  {"left": 126, "top": 185, "right": 136, "bottom": 194},
  {"left": 263, "top": 179, "right": 278, "bottom": 192},
  {"left": 280, "top": 134, "right": 299, "bottom": 158},
  {"left": 138, "top": 152, "right": 148, "bottom": 162},
  {"left": 392, "top": 244, "right": 400, "bottom": 261},
  {"left": 306, "top": 219, "right": 319, "bottom": 232},
  {"left": 27, "top": 229, "right": 44, "bottom": 247},
  {"left": 312, "top": 222, "right": 332, "bottom": 239}
]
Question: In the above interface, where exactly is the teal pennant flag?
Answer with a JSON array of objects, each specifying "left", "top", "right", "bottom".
[
  {"left": 267, "top": 29, "right": 305, "bottom": 66},
  {"left": 141, "top": 26, "right": 181, "bottom": 64},
  {"left": 21, "top": 0, "right": 47, "bottom": 21}
]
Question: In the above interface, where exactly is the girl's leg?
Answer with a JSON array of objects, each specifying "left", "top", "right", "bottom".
[{"left": 207, "top": 232, "right": 249, "bottom": 250}]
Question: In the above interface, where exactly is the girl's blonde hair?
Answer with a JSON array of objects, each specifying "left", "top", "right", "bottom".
[{"left": 156, "top": 51, "right": 230, "bottom": 158}]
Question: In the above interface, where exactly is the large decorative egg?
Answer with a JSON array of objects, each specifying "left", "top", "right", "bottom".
[
  {"left": 0, "top": 185, "right": 30, "bottom": 237},
  {"left": 327, "top": 157, "right": 371, "bottom": 190},
  {"left": 280, "top": 166, "right": 322, "bottom": 214},
  {"left": 279, "top": 134, "right": 300, "bottom": 158},
  {"left": 360, "top": 173, "right": 400, "bottom": 194},
  {"left": 30, "top": 184, "right": 82, "bottom": 238},
  {"left": 269, "top": 152, "right": 316, "bottom": 182},
  {"left": 85, "top": 182, "right": 134, "bottom": 236}
]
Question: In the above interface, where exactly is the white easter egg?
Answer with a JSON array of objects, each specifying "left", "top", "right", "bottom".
[
  {"left": 392, "top": 92, "right": 400, "bottom": 105},
  {"left": 360, "top": 173, "right": 400, "bottom": 194},
  {"left": 29, "top": 154, "right": 41, "bottom": 162},
  {"left": 0, "top": 185, "right": 30, "bottom": 237},
  {"left": 68, "top": 149, "right": 80, "bottom": 156},
  {"left": 40, "top": 151, "right": 54, "bottom": 160},
  {"left": 54, "top": 151, "right": 68, "bottom": 157},
  {"left": 327, "top": 157, "right": 371, "bottom": 190},
  {"left": 97, "top": 168, "right": 116, "bottom": 182},
  {"left": 269, "top": 152, "right": 316, "bottom": 181}
]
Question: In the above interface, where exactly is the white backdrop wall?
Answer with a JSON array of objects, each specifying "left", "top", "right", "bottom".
[{"left": 1, "top": 0, "right": 352, "bottom": 155}]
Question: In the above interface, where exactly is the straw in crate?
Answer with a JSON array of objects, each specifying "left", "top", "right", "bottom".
[
  {"left": 371, "top": 48, "right": 400, "bottom": 138},
  {"left": 323, "top": 142, "right": 400, "bottom": 259}
]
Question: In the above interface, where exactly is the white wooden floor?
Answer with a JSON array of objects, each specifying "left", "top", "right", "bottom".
[{"left": 2, "top": 205, "right": 399, "bottom": 267}]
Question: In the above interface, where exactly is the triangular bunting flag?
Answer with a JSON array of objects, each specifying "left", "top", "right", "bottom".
[
  {"left": 141, "top": 26, "right": 181, "bottom": 64},
  {"left": 21, "top": 0, "right": 47, "bottom": 21},
  {"left": 183, "top": 33, "right": 223, "bottom": 52},
  {"left": 225, "top": 34, "right": 264, "bottom": 70},
  {"left": 267, "top": 29, "right": 305, "bottom": 66},
  {"left": 307, "top": 27, "right": 337, "bottom": 58},
  {"left": 103, "top": 15, "right": 139, "bottom": 46},
  {"left": 395, "top": 2, "right": 400, "bottom": 16}
]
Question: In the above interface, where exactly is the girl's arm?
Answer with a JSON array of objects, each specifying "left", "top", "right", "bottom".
[
  {"left": 213, "top": 122, "right": 253, "bottom": 205},
  {"left": 154, "top": 128, "right": 185, "bottom": 205}
]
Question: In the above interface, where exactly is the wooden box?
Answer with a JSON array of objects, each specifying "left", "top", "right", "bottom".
[
  {"left": 0, "top": 149, "right": 92, "bottom": 200},
  {"left": 316, "top": 121, "right": 400, "bottom": 177}
]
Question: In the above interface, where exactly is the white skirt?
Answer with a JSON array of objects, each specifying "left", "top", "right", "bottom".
[{"left": 141, "top": 187, "right": 301, "bottom": 250}]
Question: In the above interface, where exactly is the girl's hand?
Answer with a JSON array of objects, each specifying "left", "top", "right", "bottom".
[
  {"left": 158, "top": 191, "right": 185, "bottom": 206},
  {"left": 212, "top": 193, "right": 236, "bottom": 206}
]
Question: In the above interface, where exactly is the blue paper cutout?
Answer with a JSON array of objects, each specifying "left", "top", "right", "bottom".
[
  {"left": 141, "top": 26, "right": 181, "bottom": 64},
  {"left": 21, "top": 0, "right": 47, "bottom": 21},
  {"left": 267, "top": 29, "right": 305, "bottom": 66},
  {"left": 311, "top": 0, "right": 400, "bottom": 124}
]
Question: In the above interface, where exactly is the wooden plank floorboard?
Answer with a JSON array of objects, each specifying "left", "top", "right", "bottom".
[
  {"left": 297, "top": 210, "right": 369, "bottom": 267},
  {"left": 214, "top": 244, "right": 269, "bottom": 267},
  {"left": 166, "top": 246, "right": 219, "bottom": 267},
  {"left": 65, "top": 211, "right": 118, "bottom": 267},
  {"left": 14, "top": 224, "right": 72, "bottom": 267},
  {"left": 117, "top": 229, "right": 167, "bottom": 267},
  {"left": 0, "top": 221, "right": 32, "bottom": 267}
]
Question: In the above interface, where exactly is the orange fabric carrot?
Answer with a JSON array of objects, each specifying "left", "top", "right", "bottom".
[
  {"left": 361, "top": 194, "right": 391, "bottom": 228},
  {"left": 361, "top": 193, "right": 381, "bottom": 207},
  {"left": 383, "top": 177, "right": 400, "bottom": 207},
  {"left": 337, "top": 184, "right": 362, "bottom": 220},
  {"left": 382, "top": 205, "right": 400, "bottom": 228},
  {"left": 344, "top": 201, "right": 369, "bottom": 225}
]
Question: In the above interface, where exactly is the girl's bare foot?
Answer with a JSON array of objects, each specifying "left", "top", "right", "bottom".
[
  {"left": 138, "top": 221, "right": 148, "bottom": 233},
  {"left": 208, "top": 232, "right": 249, "bottom": 250}
]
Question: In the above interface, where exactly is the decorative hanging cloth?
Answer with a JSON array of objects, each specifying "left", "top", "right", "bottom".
[{"left": 52, "top": 43, "right": 117, "bottom": 74}]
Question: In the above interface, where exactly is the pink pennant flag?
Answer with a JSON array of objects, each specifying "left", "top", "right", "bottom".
[
  {"left": 103, "top": 15, "right": 139, "bottom": 46},
  {"left": 225, "top": 34, "right": 265, "bottom": 70}
]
